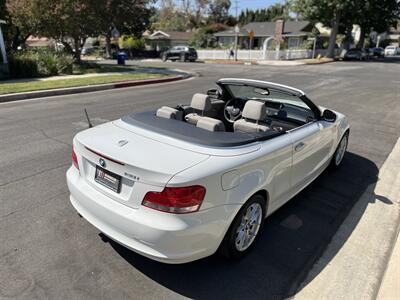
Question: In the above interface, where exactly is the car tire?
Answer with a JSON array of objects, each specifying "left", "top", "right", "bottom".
[
  {"left": 330, "top": 132, "right": 349, "bottom": 169},
  {"left": 219, "top": 194, "right": 266, "bottom": 260}
]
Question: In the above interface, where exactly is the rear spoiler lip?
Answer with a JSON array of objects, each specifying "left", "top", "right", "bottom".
[{"left": 85, "top": 146, "right": 125, "bottom": 166}]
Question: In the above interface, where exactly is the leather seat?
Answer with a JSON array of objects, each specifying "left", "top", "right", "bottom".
[
  {"left": 234, "top": 100, "right": 269, "bottom": 133},
  {"left": 185, "top": 94, "right": 212, "bottom": 125},
  {"left": 196, "top": 117, "right": 225, "bottom": 132},
  {"left": 156, "top": 106, "right": 183, "bottom": 120}
]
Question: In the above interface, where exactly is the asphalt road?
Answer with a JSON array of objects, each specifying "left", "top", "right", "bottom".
[{"left": 1, "top": 58, "right": 400, "bottom": 299}]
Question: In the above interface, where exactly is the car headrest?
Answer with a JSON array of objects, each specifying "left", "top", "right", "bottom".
[
  {"left": 242, "top": 100, "right": 266, "bottom": 121},
  {"left": 191, "top": 93, "right": 211, "bottom": 111}
]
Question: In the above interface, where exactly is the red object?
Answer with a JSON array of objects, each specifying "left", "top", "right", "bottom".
[
  {"left": 72, "top": 149, "right": 79, "bottom": 170},
  {"left": 142, "top": 186, "right": 206, "bottom": 214}
]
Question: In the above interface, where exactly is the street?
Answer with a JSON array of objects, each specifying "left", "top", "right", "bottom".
[{"left": 1, "top": 59, "right": 400, "bottom": 299}]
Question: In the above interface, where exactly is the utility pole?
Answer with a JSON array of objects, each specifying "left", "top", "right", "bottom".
[
  {"left": 233, "top": 0, "right": 239, "bottom": 61},
  {"left": 233, "top": 0, "right": 239, "bottom": 20}
]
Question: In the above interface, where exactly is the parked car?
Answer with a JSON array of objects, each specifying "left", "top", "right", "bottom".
[
  {"left": 369, "top": 47, "right": 385, "bottom": 58},
  {"left": 384, "top": 45, "right": 398, "bottom": 56},
  {"left": 343, "top": 48, "right": 369, "bottom": 60},
  {"left": 67, "top": 78, "right": 349, "bottom": 264},
  {"left": 162, "top": 46, "right": 198, "bottom": 62},
  {"left": 81, "top": 47, "right": 95, "bottom": 56}
]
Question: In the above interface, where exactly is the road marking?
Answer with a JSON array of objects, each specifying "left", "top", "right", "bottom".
[{"left": 294, "top": 137, "right": 400, "bottom": 300}]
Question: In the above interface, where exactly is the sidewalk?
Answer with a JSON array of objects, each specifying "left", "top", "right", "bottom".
[
  {"left": 0, "top": 67, "right": 183, "bottom": 84},
  {"left": 294, "top": 137, "right": 400, "bottom": 300},
  {"left": 377, "top": 231, "right": 400, "bottom": 300}
]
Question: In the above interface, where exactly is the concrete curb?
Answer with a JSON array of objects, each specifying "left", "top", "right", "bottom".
[
  {"left": 377, "top": 229, "right": 400, "bottom": 299},
  {"left": 0, "top": 74, "right": 188, "bottom": 103},
  {"left": 293, "top": 137, "right": 400, "bottom": 300}
]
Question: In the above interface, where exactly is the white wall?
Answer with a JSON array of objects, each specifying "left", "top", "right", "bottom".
[{"left": 0, "top": 25, "right": 8, "bottom": 64}]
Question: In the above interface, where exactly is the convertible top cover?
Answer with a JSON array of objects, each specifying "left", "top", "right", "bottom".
[{"left": 122, "top": 112, "right": 283, "bottom": 147}]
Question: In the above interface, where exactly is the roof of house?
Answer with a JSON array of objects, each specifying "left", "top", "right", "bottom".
[
  {"left": 214, "top": 21, "right": 312, "bottom": 37},
  {"left": 26, "top": 36, "right": 53, "bottom": 47},
  {"left": 147, "top": 31, "right": 195, "bottom": 41}
]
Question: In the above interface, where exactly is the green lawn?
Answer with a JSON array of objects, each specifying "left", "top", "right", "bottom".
[
  {"left": 0, "top": 73, "right": 169, "bottom": 95},
  {"left": 72, "top": 63, "right": 167, "bottom": 75}
]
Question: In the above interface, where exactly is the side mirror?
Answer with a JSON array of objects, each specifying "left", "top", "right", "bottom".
[
  {"left": 322, "top": 109, "right": 337, "bottom": 122},
  {"left": 207, "top": 89, "right": 221, "bottom": 97}
]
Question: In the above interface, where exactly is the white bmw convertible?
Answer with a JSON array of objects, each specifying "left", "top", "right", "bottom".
[{"left": 67, "top": 78, "right": 349, "bottom": 264}]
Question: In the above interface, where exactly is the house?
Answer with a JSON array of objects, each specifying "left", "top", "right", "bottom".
[
  {"left": 145, "top": 31, "right": 195, "bottom": 51},
  {"left": 25, "top": 36, "right": 55, "bottom": 48},
  {"left": 214, "top": 20, "right": 315, "bottom": 49}
]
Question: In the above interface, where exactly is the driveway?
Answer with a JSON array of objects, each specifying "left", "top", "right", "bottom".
[{"left": 1, "top": 59, "right": 399, "bottom": 299}]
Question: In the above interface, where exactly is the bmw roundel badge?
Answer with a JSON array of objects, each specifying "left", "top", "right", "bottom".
[{"left": 99, "top": 158, "right": 106, "bottom": 168}]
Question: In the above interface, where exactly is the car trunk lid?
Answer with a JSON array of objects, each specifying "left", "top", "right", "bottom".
[{"left": 74, "top": 122, "right": 209, "bottom": 209}]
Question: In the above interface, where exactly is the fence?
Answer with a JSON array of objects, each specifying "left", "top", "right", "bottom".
[{"left": 196, "top": 49, "right": 331, "bottom": 61}]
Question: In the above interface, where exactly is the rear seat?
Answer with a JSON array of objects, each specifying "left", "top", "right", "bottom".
[
  {"left": 156, "top": 106, "right": 183, "bottom": 120},
  {"left": 156, "top": 93, "right": 225, "bottom": 132},
  {"left": 196, "top": 117, "right": 225, "bottom": 132},
  {"left": 185, "top": 93, "right": 212, "bottom": 125}
]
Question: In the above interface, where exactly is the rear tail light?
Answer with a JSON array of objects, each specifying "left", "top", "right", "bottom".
[
  {"left": 142, "top": 186, "right": 206, "bottom": 214},
  {"left": 72, "top": 149, "right": 79, "bottom": 170}
]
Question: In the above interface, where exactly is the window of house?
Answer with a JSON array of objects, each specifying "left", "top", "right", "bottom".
[{"left": 288, "top": 37, "right": 301, "bottom": 49}]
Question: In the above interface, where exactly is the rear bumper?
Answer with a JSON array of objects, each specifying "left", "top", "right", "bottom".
[{"left": 66, "top": 167, "right": 239, "bottom": 264}]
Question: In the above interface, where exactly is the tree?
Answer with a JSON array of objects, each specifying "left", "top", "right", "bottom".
[
  {"left": 238, "top": 2, "right": 292, "bottom": 25},
  {"left": 3, "top": 0, "right": 39, "bottom": 50},
  {"left": 208, "top": 0, "right": 231, "bottom": 24},
  {"left": 189, "top": 23, "right": 227, "bottom": 48},
  {"left": 293, "top": 0, "right": 400, "bottom": 56},
  {"left": 355, "top": 0, "right": 400, "bottom": 48},
  {"left": 293, "top": 0, "right": 354, "bottom": 58},
  {"left": 6, "top": 0, "right": 154, "bottom": 62},
  {"left": 95, "top": 0, "right": 153, "bottom": 58},
  {"left": 7, "top": 0, "right": 101, "bottom": 62},
  {"left": 154, "top": 0, "right": 189, "bottom": 31},
  {"left": 193, "top": 0, "right": 210, "bottom": 27}
]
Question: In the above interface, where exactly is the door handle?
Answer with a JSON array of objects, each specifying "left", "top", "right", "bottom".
[{"left": 295, "top": 142, "right": 306, "bottom": 152}]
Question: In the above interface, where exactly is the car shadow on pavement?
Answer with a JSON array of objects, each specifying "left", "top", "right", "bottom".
[
  {"left": 339, "top": 56, "right": 400, "bottom": 64},
  {"left": 105, "top": 151, "right": 388, "bottom": 300}
]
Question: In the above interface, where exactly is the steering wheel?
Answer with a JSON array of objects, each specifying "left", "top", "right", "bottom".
[{"left": 224, "top": 98, "right": 245, "bottom": 123}]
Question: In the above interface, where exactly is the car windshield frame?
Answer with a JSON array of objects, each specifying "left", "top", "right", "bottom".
[{"left": 217, "top": 79, "right": 321, "bottom": 120}]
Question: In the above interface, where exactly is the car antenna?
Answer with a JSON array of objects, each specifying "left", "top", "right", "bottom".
[{"left": 84, "top": 107, "right": 93, "bottom": 128}]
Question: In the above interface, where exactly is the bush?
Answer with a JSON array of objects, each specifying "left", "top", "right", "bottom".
[
  {"left": 189, "top": 24, "right": 227, "bottom": 48},
  {"left": 8, "top": 53, "right": 40, "bottom": 78},
  {"left": 56, "top": 53, "right": 74, "bottom": 74},
  {"left": 119, "top": 37, "right": 145, "bottom": 52},
  {"left": 7, "top": 49, "right": 73, "bottom": 78},
  {"left": 37, "top": 52, "right": 59, "bottom": 76}
]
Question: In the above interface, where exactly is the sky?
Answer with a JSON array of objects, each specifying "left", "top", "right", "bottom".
[{"left": 229, "top": 0, "right": 286, "bottom": 16}]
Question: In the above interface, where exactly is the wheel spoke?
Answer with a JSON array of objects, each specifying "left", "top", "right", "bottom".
[
  {"left": 236, "top": 230, "right": 246, "bottom": 249},
  {"left": 234, "top": 202, "right": 263, "bottom": 252}
]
